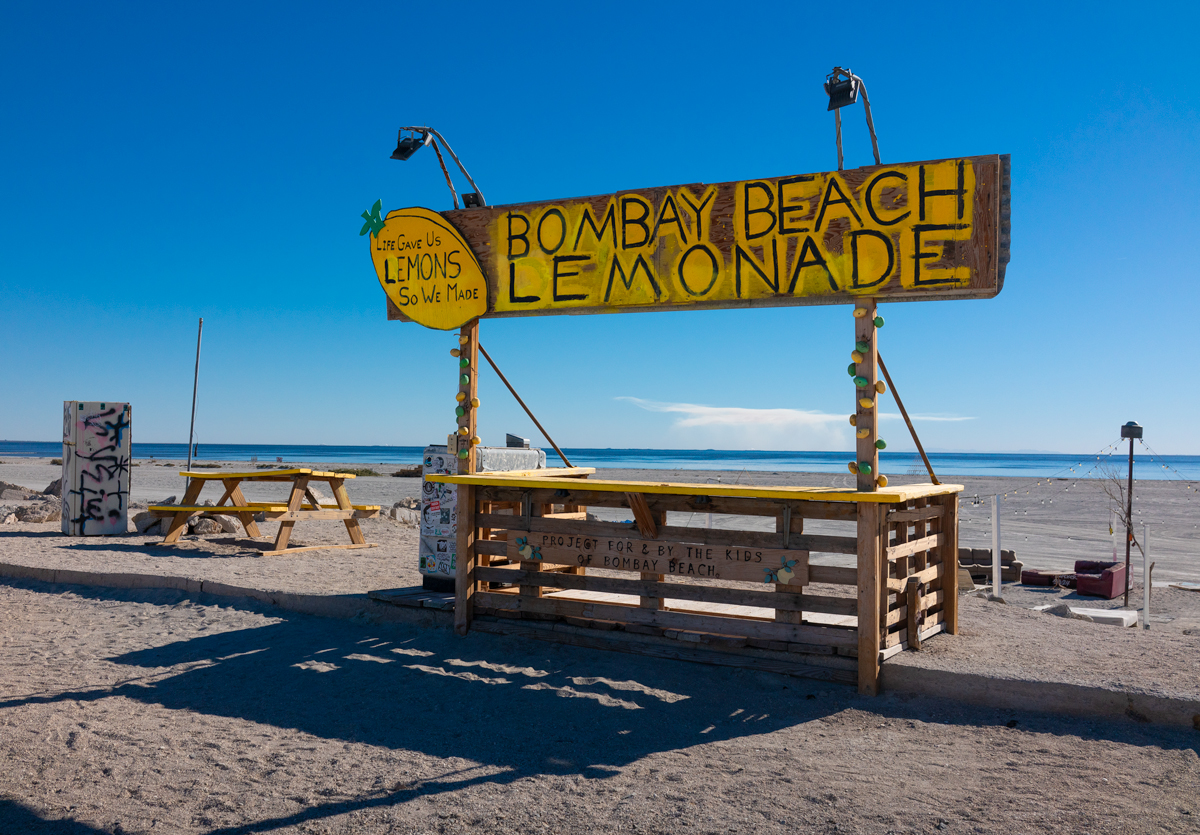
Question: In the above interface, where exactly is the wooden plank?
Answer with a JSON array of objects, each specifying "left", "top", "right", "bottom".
[
  {"left": 940, "top": 494, "right": 959, "bottom": 635},
  {"left": 178, "top": 468, "right": 361, "bottom": 480},
  {"left": 809, "top": 565, "right": 857, "bottom": 586},
  {"left": 430, "top": 473, "right": 964, "bottom": 504},
  {"left": 886, "top": 533, "right": 944, "bottom": 561},
  {"left": 180, "top": 468, "right": 313, "bottom": 479},
  {"left": 475, "top": 566, "right": 834, "bottom": 611},
  {"left": 256, "top": 543, "right": 379, "bottom": 556},
  {"left": 857, "top": 502, "right": 882, "bottom": 696},
  {"left": 887, "top": 562, "right": 942, "bottom": 593},
  {"left": 262, "top": 510, "right": 355, "bottom": 521},
  {"left": 476, "top": 539, "right": 508, "bottom": 557},
  {"left": 888, "top": 505, "right": 945, "bottom": 523},
  {"left": 473, "top": 592, "right": 857, "bottom": 648},
  {"left": 505, "top": 529, "right": 809, "bottom": 585},
  {"left": 474, "top": 487, "right": 859, "bottom": 521},
  {"left": 150, "top": 505, "right": 288, "bottom": 514},
  {"left": 485, "top": 467, "right": 596, "bottom": 478},
  {"left": 478, "top": 513, "right": 855, "bottom": 554}
]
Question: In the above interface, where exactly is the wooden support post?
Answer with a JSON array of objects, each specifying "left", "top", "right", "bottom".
[
  {"left": 454, "top": 319, "right": 480, "bottom": 636},
  {"left": 854, "top": 298, "right": 880, "bottom": 492},
  {"left": 857, "top": 501, "right": 883, "bottom": 695},
  {"left": 941, "top": 494, "right": 959, "bottom": 634},
  {"left": 775, "top": 506, "right": 802, "bottom": 624},
  {"left": 906, "top": 577, "right": 923, "bottom": 651},
  {"left": 272, "top": 475, "right": 310, "bottom": 552},
  {"left": 625, "top": 492, "right": 658, "bottom": 539},
  {"left": 223, "top": 479, "right": 261, "bottom": 538},
  {"left": 329, "top": 478, "right": 366, "bottom": 545}
]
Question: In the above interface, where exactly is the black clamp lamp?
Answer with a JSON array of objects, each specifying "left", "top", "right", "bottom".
[
  {"left": 823, "top": 67, "right": 881, "bottom": 171},
  {"left": 390, "top": 126, "right": 487, "bottom": 209}
]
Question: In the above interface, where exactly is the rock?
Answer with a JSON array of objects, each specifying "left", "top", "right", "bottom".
[
  {"left": 17, "top": 502, "right": 62, "bottom": 523},
  {"left": 390, "top": 507, "right": 418, "bottom": 525},
  {"left": 0, "top": 480, "right": 37, "bottom": 499},
  {"left": 190, "top": 517, "right": 222, "bottom": 535},
  {"left": 1043, "top": 602, "right": 1094, "bottom": 622},
  {"left": 43, "top": 478, "right": 62, "bottom": 497},
  {"left": 393, "top": 496, "right": 420, "bottom": 509},
  {"left": 132, "top": 511, "right": 161, "bottom": 534},
  {"left": 156, "top": 496, "right": 178, "bottom": 507},
  {"left": 1, "top": 512, "right": 16, "bottom": 524},
  {"left": 213, "top": 515, "right": 241, "bottom": 534}
]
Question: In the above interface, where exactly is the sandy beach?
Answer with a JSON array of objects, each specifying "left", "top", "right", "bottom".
[
  {"left": 2, "top": 456, "right": 1198, "bottom": 833},
  {"left": 3, "top": 456, "right": 1196, "bottom": 582}
]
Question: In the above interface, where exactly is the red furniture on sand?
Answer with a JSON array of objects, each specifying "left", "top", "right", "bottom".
[{"left": 1073, "top": 560, "right": 1126, "bottom": 599}]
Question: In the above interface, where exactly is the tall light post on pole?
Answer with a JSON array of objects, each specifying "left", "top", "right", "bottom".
[{"left": 1120, "top": 421, "right": 1142, "bottom": 607}]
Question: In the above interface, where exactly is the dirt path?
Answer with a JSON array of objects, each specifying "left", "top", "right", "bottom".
[{"left": 2, "top": 580, "right": 1197, "bottom": 835}]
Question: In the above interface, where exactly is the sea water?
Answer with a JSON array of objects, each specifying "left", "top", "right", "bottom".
[{"left": 2, "top": 440, "right": 1197, "bottom": 480}]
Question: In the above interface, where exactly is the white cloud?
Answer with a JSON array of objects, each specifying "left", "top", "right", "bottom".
[
  {"left": 879, "top": 412, "right": 976, "bottom": 423},
  {"left": 616, "top": 398, "right": 974, "bottom": 450},
  {"left": 617, "top": 397, "right": 849, "bottom": 450}
]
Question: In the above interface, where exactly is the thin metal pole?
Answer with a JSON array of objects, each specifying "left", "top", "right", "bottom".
[
  {"left": 1142, "top": 522, "right": 1150, "bottom": 630},
  {"left": 834, "top": 108, "right": 844, "bottom": 171},
  {"left": 477, "top": 343, "right": 573, "bottom": 468},
  {"left": 877, "top": 353, "right": 940, "bottom": 485},
  {"left": 1124, "top": 436, "right": 1134, "bottom": 607},
  {"left": 991, "top": 494, "right": 1002, "bottom": 597},
  {"left": 186, "top": 318, "right": 203, "bottom": 473},
  {"left": 856, "top": 78, "right": 882, "bottom": 166}
]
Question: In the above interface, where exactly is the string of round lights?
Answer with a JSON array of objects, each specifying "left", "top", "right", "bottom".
[{"left": 999, "top": 439, "right": 1125, "bottom": 500}]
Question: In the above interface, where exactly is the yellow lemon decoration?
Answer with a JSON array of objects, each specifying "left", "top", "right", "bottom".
[
  {"left": 849, "top": 415, "right": 857, "bottom": 426},
  {"left": 370, "top": 207, "right": 488, "bottom": 330},
  {"left": 848, "top": 462, "right": 859, "bottom": 474},
  {"left": 857, "top": 428, "right": 870, "bottom": 439},
  {"left": 859, "top": 397, "right": 874, "bottom": 409},
  {"left": 853, "top": 307, "right": 868, "bottom": 318},
  {"left": 876, "top": 474, "right": 889, "bottom": 488},
  {"left": 875, "top": 380, "right": 886, "bottom": 394}
]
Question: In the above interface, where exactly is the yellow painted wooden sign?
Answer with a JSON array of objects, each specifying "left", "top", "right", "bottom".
[
  {"left": 369, "top": 207, "right": 488, "bottom": 330},
  {"left": 382, "top": 154, "right": 1008, "bottom": 326}
]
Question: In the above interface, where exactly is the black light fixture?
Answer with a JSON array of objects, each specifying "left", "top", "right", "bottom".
[
  {"left": 825, "top": 70, "right": 859, "bottom": 111},
  {"left": 822, "top": 66, "right": 881, "bottom": 171},
  {"left": 390, "top": 131, "right": 429, "bottom": 161},
  {"left": 389, "top": 125, "right": 487, "bottom": 210}
]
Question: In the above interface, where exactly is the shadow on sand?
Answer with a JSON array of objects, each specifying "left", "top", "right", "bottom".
[{"left": 2, "top": 580, "right": 1196, "bottom": 835}]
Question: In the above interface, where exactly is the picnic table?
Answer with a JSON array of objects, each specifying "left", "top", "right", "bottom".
[{"left": 149, "top": 468, "right": 380, "bottom": 555}]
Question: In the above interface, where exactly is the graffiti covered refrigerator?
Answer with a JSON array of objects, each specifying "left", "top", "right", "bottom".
[
  {"left": 419, "top": 444, "right": 545, "bottom": 591},
  {"left": 61, "top": 401, "right": 132, "bottom": 536}
]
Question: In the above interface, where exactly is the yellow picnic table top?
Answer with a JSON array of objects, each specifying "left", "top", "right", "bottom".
[
  {"left": 426, "top": 470, "right": 962, "bottom": 504},
  {"left": 178, "top": 468, "right": 358, "bottom": 480}
]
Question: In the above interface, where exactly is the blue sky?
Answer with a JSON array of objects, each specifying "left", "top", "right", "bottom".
[{"left": 1, "top": 1, "right": 1197, "bottom": 454}]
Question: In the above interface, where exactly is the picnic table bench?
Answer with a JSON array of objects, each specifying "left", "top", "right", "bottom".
[{"left": 149, "top": 468, "right": 380, "bottom": 555}]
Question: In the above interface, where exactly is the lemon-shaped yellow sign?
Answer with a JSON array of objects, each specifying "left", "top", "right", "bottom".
[{"left": 370, "top": 207, "right": 488, "bottom": 330}]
